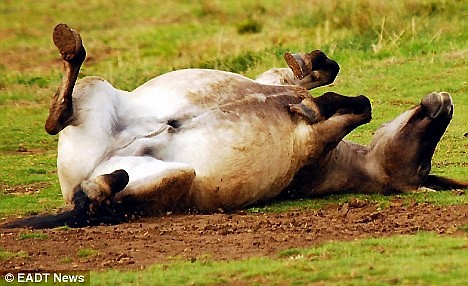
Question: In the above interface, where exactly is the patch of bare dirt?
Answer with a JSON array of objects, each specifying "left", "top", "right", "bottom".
[
  {"left": 0, "top": 200, "right": 466, "bottom": 271},
  {"left": 1, "top": 182, "right": 49, "bottom": 195}
]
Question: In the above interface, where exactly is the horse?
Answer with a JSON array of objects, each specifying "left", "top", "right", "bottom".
[{"left": 3, "top": 24, "right": 465, "bottom": 228}]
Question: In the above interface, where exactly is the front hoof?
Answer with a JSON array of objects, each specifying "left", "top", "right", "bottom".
[
  {"left": 284, "top": 50, "right": 329, "bottom": 80},
  {"left": 284, "top": 52, "right": 311, "bottom": 79}
]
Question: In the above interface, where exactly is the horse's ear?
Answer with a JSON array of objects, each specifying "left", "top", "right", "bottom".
[{"left": 423, "top": 175, "right": 468, "bottom": 190}]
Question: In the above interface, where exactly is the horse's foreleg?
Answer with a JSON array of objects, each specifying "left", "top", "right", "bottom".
[
  {"left": 45, "top": 24, "right": 86, "bottom": 135},
  {"left": 255, "top": 50, "right": 340, "bottom": 90},
  {"left": 303, "top": 92, "right": 372, "bottom": 150},
  {"left": 87, "top": 157, "right": 196, "bottom": 215},
  {"left": 289, "top": 97, "right": 320, "bottom": 124},
  {"left": 283, "top": 50, "right": 340, "bottom": 89},
  {"left": 291, "top": 92, "right": 371, "bottom": 127},
  {"left": 255, "top": 67, "right": 302, "bottom": 86},
  {"left": 77, "top": 169, "right": 129, "bottom": 210}
]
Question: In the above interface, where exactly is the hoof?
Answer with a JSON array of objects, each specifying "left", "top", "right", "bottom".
[
  {"left": 79, "top": 169, "right": 129, "bottom": 213},
  {"left": 53, "top": 23, "right": 86, "bottom": 63},
  {"left": 81, "top": 169, "right": 129, "bottom": 203},
  {"left": 284, "top": 50, "right": 328, "bottom": 80},
  {"left": 284, "top": 52, "right": 311, "bottom": 80}
]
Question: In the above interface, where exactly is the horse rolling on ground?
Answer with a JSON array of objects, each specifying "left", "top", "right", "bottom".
[{"left": 4, "top": 24, "right": 466, "bottom": 228}]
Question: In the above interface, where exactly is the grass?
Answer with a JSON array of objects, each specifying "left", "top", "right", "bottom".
[
  {"left": 91, "top": 232, "right": 468, "bottom": 285},
  {"left": 0, "top": 0, "right": 467, "bottom": 284},
  {"left": 249, "top": 191, "right": 467, "bottom": 213},
  {"left": 17, "top": 231, "right": 48, "bottom": 240},
  {"left": 0, "top": 249, "right": 29, "bottom": 261},
  {"left": 54, "top": 225, "right": 71, "bottom": 231},
  {"left": 60, "top": 256, "right": 73, "bottom": 264},
  {"left": 77, "top": 249, "right": 98, "bottom": 259}
]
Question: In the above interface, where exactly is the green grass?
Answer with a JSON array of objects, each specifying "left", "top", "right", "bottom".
[
  {"left": 0, "top": 0, "right": 467, "bottom": 284},
  {"left": 17, "top": 231, "right": 48, "bottom": 240},
  {"left": 91, "top": 232, "right": 468, "bottom": 285},
  {"left": 60, "top": 255, "right": 74, "bottom": 264},
  {"left": 77, "top": 249, "right": 98, "bottom": 259},
  {"left": 249, "top": 191, "right": 467, "bottom": 213},
  {"left": 53, "top": 225, "right": 71, "bottom": 231},
  {"left": 0, "top": 249, "right": 29, "bottom": 261}
]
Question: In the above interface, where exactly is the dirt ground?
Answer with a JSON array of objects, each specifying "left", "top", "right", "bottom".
[{"left": 0, "top": 199, "right": 467, "bottom": 272}]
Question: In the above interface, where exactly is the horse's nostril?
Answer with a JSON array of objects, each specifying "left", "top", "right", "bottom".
[{"left": 421, "top": 92, "right": 453, "bottom": 119}]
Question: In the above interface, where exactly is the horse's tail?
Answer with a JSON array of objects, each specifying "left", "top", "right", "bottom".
[
  {"left": 1, "top": 209, "right": 89, "bottom": 229},
  {"left": 423, "top": 175, "right": 468, "bottom": 190}
]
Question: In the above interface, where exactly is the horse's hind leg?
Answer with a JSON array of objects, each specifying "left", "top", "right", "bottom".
[{"left": 45, "top": 24, "right": 86, "bottom": 135}]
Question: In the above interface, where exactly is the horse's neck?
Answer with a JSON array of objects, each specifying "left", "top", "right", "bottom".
[
  {"left": 312, "top": 140, "right": 375, "bottom": 194},
  {"left": 320, "top": 139, "right": 400, "bottom": 194}
]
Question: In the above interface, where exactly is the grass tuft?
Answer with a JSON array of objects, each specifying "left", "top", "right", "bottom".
[
  {"left": 457, "top": 224, "right": 468, "bottom": 233},
  {"left": 60, "top": 256, "right": 74, "bottom": 264},
  {"left": 0, "top": 249, "right": 30, "bottom": 260},
  {"left": 77, "top": 248, "right": 98, "bottom": 259},
  {"left": 17, "top": 232, "right": 48, "bottom": 240},
  {"left": 237, "top": 19, "right": 263, "bottom": 34}
]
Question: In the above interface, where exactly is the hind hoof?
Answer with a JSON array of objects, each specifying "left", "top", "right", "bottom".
[{"left": 53, "top": 23, "right": 86, "bottom": 63}]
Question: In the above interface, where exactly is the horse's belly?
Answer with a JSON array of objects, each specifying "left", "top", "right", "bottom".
[{"left": 158, "top": 112, "right": 310, "bottom": 211}]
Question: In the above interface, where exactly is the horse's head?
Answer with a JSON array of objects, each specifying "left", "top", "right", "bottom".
[{"left": 369, "top": 92, "right": 465, "bottom": 191}]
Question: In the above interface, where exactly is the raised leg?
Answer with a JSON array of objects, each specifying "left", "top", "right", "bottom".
[
  {"left": 284, "top": 50, "right": 340, "bottom": 89},
  {"left": 255, "top": 50, "right": 340, "bottom": 90},
  {"left": 291, "top": 92, "right": 371, "bottom": 128},
  {"left": 283, "top": 92, "right": 372, "bottom": 198},
  {"left": 367, "top": 92, "right": 467, "bottom": 192},
  {"left": 255, "top": 68, "right": 305, "bottom": 86},
  {"left": 289, "top": 97, "right": 319, "bottom": 124},
  {"left": 301, "top": 92, "right": 372, "bottom": 151},
  {"left": 45, "top": 24, "right": 86, "bottom": 135}
]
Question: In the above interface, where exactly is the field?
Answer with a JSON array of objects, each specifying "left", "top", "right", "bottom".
[{"left": 0, "top": 0, "right": 467, "bottom": 285}]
